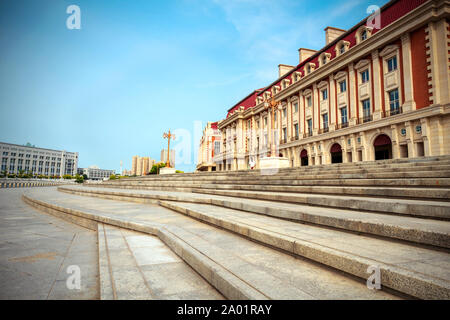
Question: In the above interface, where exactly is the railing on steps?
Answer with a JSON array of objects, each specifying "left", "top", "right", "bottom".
[{"left": 0, "top": 180, "right": 72, "bottom": 189}]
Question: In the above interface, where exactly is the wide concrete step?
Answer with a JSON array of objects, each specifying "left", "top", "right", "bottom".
[
  {"left": 99, "top": 182, "right": 450, "bottom": 200},
  {"left": 80, "top": 184, "right": 450, "bottom": 220},
  {"left": 191, "top": 189, "right": 450, "bottom": 219},
  {"left": 22, "top": 188, "right": 399, "bottom": 300},
  {"left": 138, "top": 156, "right": 450, "bottom": 179},
  {"left": 159, "top": 200, "right": 450, "bottom": 300},
  {"left": 58, "top": 186, "right": 450, "bottom": 248},
  {"left": 125, "top": 169, "right": 450, "bottom": 183},
  {"left": 138, "top": 165, "right": 450, "bottom": 180},
  {"left": 106, "top": 177, "right": 450, "bottom": 188},
  {"left": 98, "top": 223, "right": 224, "bottom": 300}
]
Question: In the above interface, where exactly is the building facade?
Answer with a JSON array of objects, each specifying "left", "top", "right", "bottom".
[
  {"left": 0, "top": 142, "right": 78, "bottom": 176},
  {"left": 214, "top": 0, "right": 450, "bottom": 171},
  {"left": 77, "top": 166, "right": 115, "bottom": 180},
  {"left": 131, "top": 156, "right": 155, "bottom": 176},
  {"left": 196, "top": 122, "right": 221, "bottom": 171}
]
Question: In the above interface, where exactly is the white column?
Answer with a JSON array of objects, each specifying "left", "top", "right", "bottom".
[
  {"left": 348, "top": 63, "right": 357, "bottom": 125},
  {"left": 371, "top": 50, "right": 384, "bottom": 120},
  {"left": 390, "top": 124, "right": 400, "bottom": 159},
  {"left": 400, "top": 33, "right": 416, "bottom": 112},
  {"left": 329, "top": 75, "right": 336, "bottom": 130},
  {"left": 405, "top": 121, "right": 416, "bottom": 158}
]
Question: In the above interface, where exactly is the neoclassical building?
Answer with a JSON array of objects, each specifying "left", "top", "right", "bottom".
[
  {"left": 197, "top": 122, "right": 221, "bottom": 171},
  {"left": 214, "top": 0, "right": 450, "bottom": 171}
]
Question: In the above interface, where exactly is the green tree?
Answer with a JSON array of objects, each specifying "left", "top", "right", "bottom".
[
  {"left": 150, "top": 162, "right": 166, "bottom": 174},
  {"left": 75, "top": 174, "right": 84, "bottom": 184}
]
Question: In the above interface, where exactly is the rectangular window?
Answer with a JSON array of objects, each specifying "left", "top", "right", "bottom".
[
  {"left": 2, "top": 152, "right": 7, "bottom": 156},
  {"left": 389, "top": 89, "right": 400, "bottom": 114},
  {"left": 362, "top": 99, "right": 371, "bottom": 122},
  {"left": 323, "top": 113, "right": 329, "bottom": 129},
  {"left": 361, "top": 69, "right": 369, "bottom": 83},
  {"left": 294, "top": 123, "right": 299, "bottom": 138},
  {"left": 341, "top": 107, "right": 348, "bottom": 124},
  {"left": 264, "top": 117, "right": 267, "bottom": 126},
  {"left": 282, "top": 108, "right": 287, "bottom": 118},
  {"left": 387, "top": 56, "right": 398, "bottom": 72},
  {"left": 339, "top": 80, "right": 347, "bottom": 93},
  {"left": 307, "top": 96, "right": 312, "bottom": 107},
  {"left": 307, "top": 119, "right": 313, "bottom": 135},
  {"left": 294, "top": 102, "right": 298, "bottom": 113},
  {"left": 322, "top": 89, "right": 328, "bottom": 100},
  {"left": 282, "top": 127, "right": 287, "bottom": 141},
  {"left": 274, "top": 112, "right": 277, "bottom": 122},
  {"left": 361, "top": 30, "right": 368, "bottom": 41}
]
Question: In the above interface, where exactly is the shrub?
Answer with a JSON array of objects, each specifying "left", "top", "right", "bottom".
[
  {"left": 75, "top": 174, "right": 84, "bottom": 184},
  {"left": 109, "top": 174, "right": 117, "bottom": 180},
  {"left": 150, "top": 162, "right": 166, "bottom": 174},
  {"left": 62, "top": 174, "right": 72, "bottom": 179},
  {"left": 175, "top": 170, "right": 184, "bottom": 173}
]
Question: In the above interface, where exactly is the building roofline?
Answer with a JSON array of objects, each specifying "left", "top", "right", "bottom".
[
  {"left": 226, "top": 89, "right": 263, "bottom": 113},
  {"left": 257, "top": 0, "right": 400, "bottom": 96},
  {"left": 0, "top": 141, "right": 77, "bottom": 154}
]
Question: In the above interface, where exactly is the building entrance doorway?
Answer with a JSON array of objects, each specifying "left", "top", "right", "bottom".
[
  {"left": 300, "top": 149, "right": 308, "bottom": 166},
  {"left": 374, "top": 134, "right": 392, "bottom": 160},
  {"left": 330, "top": 143, "right": 342, "bottom": 163}
]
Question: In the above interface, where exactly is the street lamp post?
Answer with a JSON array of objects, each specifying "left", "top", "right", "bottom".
[
  {"left": 163, "top": 130, "right": 176, "bottom": 168},
  {"left": 266, "top": 97, "right": 280, "bottom": 157}
]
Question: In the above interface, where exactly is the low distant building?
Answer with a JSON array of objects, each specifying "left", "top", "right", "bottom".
[
  {"left": 0, "top": 141, "right": 78, "bottom": 176},
  {"left": 197, "top": 122, "right": 221, "bottom": 172},
  {"left": 131, "top": 156, "right": 155, "bottom": 176},
  {"left": 122, "top": 169, "right": 132, "bottom": 176},
  {"left": 78, "top": 166, "right": 115, "bottom": 180},
  {"left": 161, "top": 149, "right": 175, "bottom": 167}
]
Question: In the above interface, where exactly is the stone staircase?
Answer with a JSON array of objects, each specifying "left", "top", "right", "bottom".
[{"left": 21, "top": 155, "right": 450, "bottom": 299}]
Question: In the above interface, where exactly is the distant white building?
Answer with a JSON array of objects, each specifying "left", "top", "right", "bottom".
[
  {"left": 77, "top": 165, "right": 115, "bottom": 180},
  {"left": 0, "top": 141, "right": 78, "bottom": 176}
]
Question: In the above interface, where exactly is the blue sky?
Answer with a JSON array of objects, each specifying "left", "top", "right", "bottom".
[{"left": 0, "top": 0, "right": 387, "bottom": 173}]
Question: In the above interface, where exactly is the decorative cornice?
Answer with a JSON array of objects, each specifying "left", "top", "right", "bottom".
[
  {"left": 379, "top": 44, "right": 400, "bottom": 57},
  {"left": 354, "top": 59, "right": 370, "bottom": 70},
  {"left": 334, "top": 71, "right": 347, "bottom": 80}
]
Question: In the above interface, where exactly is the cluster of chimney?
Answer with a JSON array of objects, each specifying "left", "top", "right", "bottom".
[{"left": 278, "top": 26, "right": 347, "bottom": 78}]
